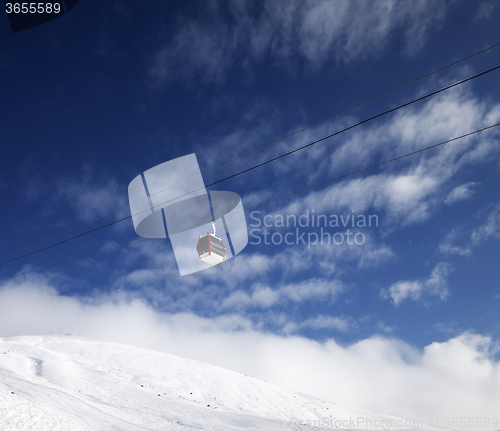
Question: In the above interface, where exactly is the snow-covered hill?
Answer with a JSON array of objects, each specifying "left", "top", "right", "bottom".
[{"left": 0, "top": 336, "right": 443, "bottom": 430}]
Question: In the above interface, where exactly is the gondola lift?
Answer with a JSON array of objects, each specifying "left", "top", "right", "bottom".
[{"left": 196, "top": 221, "right": 226, "bottom": 266}]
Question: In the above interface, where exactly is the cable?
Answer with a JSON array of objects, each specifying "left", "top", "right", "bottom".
[
  {"left": 241, "top": 122, "right": 500, "bottom": 214},
  {"left": 2, "top": 42, "right": 499, "bottom": 261},
  {"left": 0, "top": 238, "right": 153, "bottom": 282},
  {"left": 201, "top": 42, "right": 500, "bottom": 173},
  {"left": 2, "top": 122, "right": 498, "bottom": 282},
  {"left": 2, "top": 61, "right": 499, "bottom": 269},
  {"left": 0, "top": 216, "right": 135, "bottom": 267},
  {"left": 1, "top": 63, "right": 499, "bottom": 268},
  {"left": 206, "top": 64, "right": 500, "bottom": 187}
]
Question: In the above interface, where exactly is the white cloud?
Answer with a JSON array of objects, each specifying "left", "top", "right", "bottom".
[
  {"left": 177, "top": 85, "right": 499, "bottom": 254},
  {"left": 444, "top": 181, "right": 479, "bottom": 205},
  {"left": 439, "top": 225, "right": 472, "bottom": 256},
  {"left": 281, "top": 278, "right": 344, "bottom": 302},
  {"left": 376, "top": 320, "right": 395, "bottom": 334},
  {"left": 270, "top": 89, "right": 500, "bottom": 230},
  {"left": 251, "top": 285, "right": 280, "bottom": 308},
  {"left": 221, "top": 278, "right": 345, "bottom": 310},
  {"left": 381, "top": 262, "right": 452, "bottom": 306},
  {"left": 149, "top": 0, "right": 449, "bottom": 85},
  {"left": 279, "top": 172, "right": 439, "bottom": 230},
  {"left": 56, "top": 179, "right": 126, "bottom": 222},
  {"left": 300, "top": 314, "right": 354, "bottom": 332},
  {"left": 439, "top": 203, "right": 500, "bottom": 256},
  {"left": 382, "top": 280, "right": 423, "bottom": 306},
  {"left": 474, "top": 1, "right": 498, "bottom": 21},
  {"left": 425, "top": 262, "right": 452, "bottom": 299},
  {"left": 106, "top": 234, "right": 394, "bottom": 323},
  {"left": 432, "top": 321, "right": 460, "bottom": 335},
  {"left": 470, "top": 203, "right": 500, "bottom": 245},
  {"left": 21, "top": 163, "right": 127, "bottom": 222},
  {"left": 117, "top": 227, "right": 394, "bottom": 296},
  {"left": 0, "top": 279, "right": 499, "bottom": 431}
]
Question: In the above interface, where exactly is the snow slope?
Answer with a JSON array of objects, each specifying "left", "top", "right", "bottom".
[{"left": 0, "top": 336, "right": 444, "bottom": 430}]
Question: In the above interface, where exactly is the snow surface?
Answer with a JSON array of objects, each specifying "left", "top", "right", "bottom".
[{"left": 0, "top": 336, "right": 445, "bottom": 430}]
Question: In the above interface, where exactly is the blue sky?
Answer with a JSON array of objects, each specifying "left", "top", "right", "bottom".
[{"left": 1, "top": 0, "right": 500, "bottom": 426}]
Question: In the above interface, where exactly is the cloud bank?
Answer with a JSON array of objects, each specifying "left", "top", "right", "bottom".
[{"left": 0, "top": 277, "right": 499, "bottom": 431}]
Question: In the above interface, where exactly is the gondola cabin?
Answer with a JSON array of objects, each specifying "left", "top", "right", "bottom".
[{"left": 196, "top": 231, "right": 226, "bottom": 265}]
